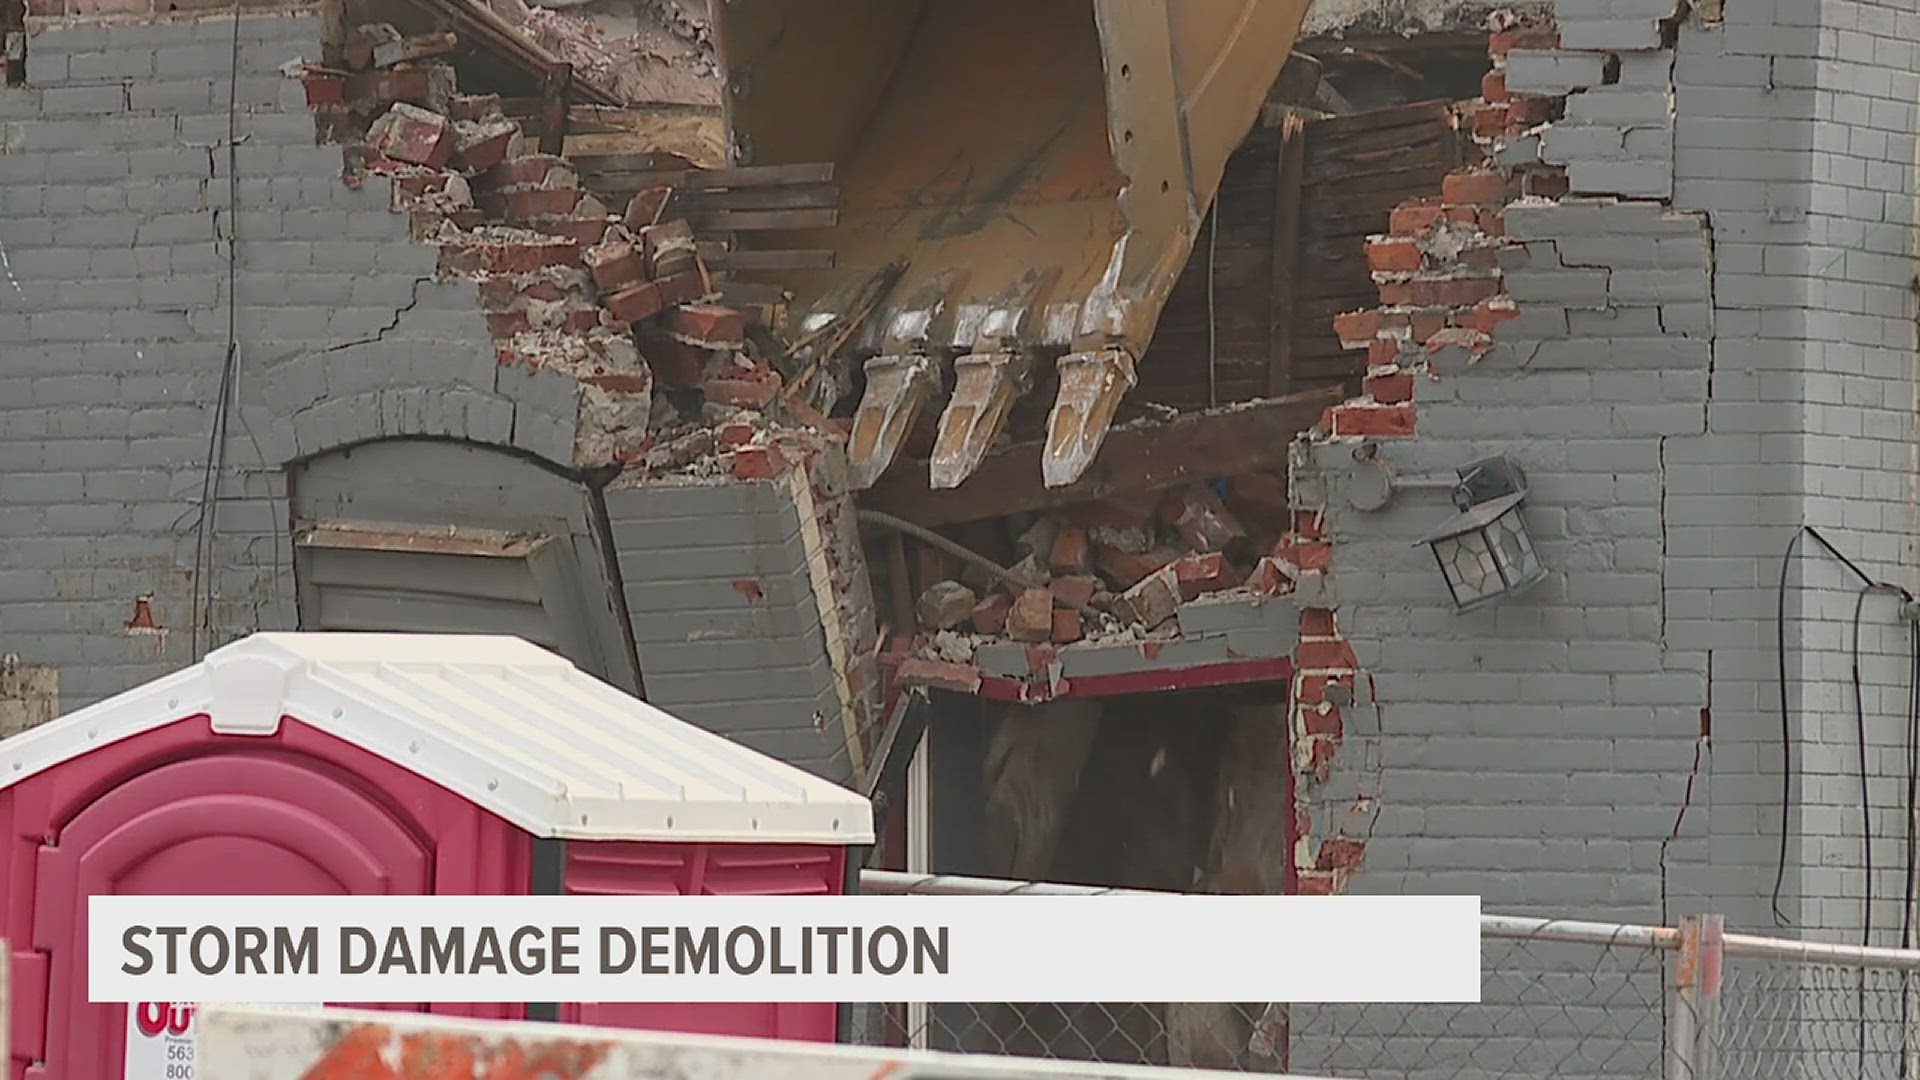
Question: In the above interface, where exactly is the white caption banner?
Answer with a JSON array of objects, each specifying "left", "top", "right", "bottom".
[{"left": 91, "top": 894, "right": 1480, "bottom": 1005}]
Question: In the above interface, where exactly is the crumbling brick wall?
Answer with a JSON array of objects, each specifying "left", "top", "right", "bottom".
[
  {"left": 0, "top": 5, "right": 882, "bottom": 779},
  {"left": 1285, "top": 0, "right": 1920, "bottom": 1007}
]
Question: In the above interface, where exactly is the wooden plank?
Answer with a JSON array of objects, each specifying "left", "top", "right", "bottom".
[
  {"left": 1305, "top": 98, "right": 1453, "bottom": 138},
  {"left": 668, "top": 182, "right": 841, "bottom": 212},
  {"left": 683, "top": 208, "right": 839, "bottom": 232},
  {"left": 863, "top": 388, "right": 1345, "bottom": 528},
  {"left": 536, "top": 64, "right": 572, "bottom": 158},
  {"left": 1265, "top": 114, "right": 1306, "bottom": 399},
  {"left": 578, "top": 161, "right": 835, "bottom": 189},
  {"left": 703, "top": 247, "right": 837, "bottom": 270},
  {"left": 713, "top": 281, "right": 792, "bottom": 305}
]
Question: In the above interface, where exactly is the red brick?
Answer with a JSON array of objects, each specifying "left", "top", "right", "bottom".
[
  {"left": 605, "top": 279, "right": 672, "bottom": 324},
  {"left": 1274, "top": 539, "right": 1333, "bottom": 574},
  {"left": 1472, "top": 102, "right": 1511, "bottom": 138},
  {"left": 438, "top": 237, "right": 581, "bottom": 276},
  {"left": 1365, "top": 371, "right": 1415, "bottom": 404},
  {"left": 667, "top": 304, "right": 745, "bottom": 347},
  {"left": 303, "top": 74, "right": 346, "bottom": 107},
  {"left": 732, "top": 444, "right": 788, "bottom": 480},
  {"left": 585, "top": 241, "right": 649, "bottom": 292},
  {"left": 1051, "top": 608, "right": 1084, "bottom": 644},
  {"left": 1048, "top": 525, "right": 1091, "bottom": 574},
  {"left": 1441, "top": 170, "right": 1506, "bottom": 206},
  {"left": 1246, "top": 557, "right": 1292, "bottom": 596},
  {"left": 1389, "top": 200, "right": 1444, "bottom": 236},
  {"left": 1366, "top": 237, "right": 1423, "bottom": 273},
  {"left": 345, "top": 69, "right": 439, "bottom": 108},
  {"left": 368, "top": 103, "right": 452, "bottom": 168},
  {"left": 1332, "top": 308, "right": 1381, "bottom": 346},
  {"left": 486, "top": 308, "right": 602, "bottom": 337},
  {"left": 1316, "top": 838, "right": 1366, "bottom": 871},
  {"left": 1329, "top": 403, "right": 1415, "bottom": 438},
  {"left": 654, "top": 271, "right": 708, "bottom": 307},
  {"left": 916, "top": 580, "right": 979, "bottom": 631},
  {"left": 452, "top": 124, "right": 516, "bottom": 172},
  {"left": 640, "top": 332, "right": 714, "bottom": 388},
  {"left": 1302, "top": 705, "right": 1344, "bottom": 738},
  {"left": 971, "top": 592, "right": 1013, "bottom": 635},
  {"left": 1408, "top": 308, "right": 1449, "bottom": 342},
  {"left": 1508, "top": 95, "right": 1555, "bottom": 125},
  {"left": 1299, "top": 608, "right": 1336, "bottom": 637},
  {"left": 480, "top": 187, "right": 585, "bottom": 219},
  {"left": 1488, "top": 26, "right": 1558, "bottom": 55},
  {"left": 896, "top": 657, "right": 982, "bottom": 694},
  {"left": 1172, "top": 552, "right": 1236, "bottom": 600},
  {"left": 1296, "top": 638, "right": 1358, "bottom": 670},
  {"left": 1162, "top": 484, "right": 1246, "bottom": 553},
  {"left": 705, "top": 363, "right": 783, "bottom": 410},
  {"left": 1293, "top": 511, "right": 1324, "bottom": 539},
  {"left": 1366, "top": 338, "right": 1402, "bottom": 367},
  {"left": 1296, "top": 674, "right": 1347, "bottom": 705},
  {"left": 1295, "top": 870, "right": 1341, "bottom": 896},
  {"left": 1008, "top": 588, "right": 1055, "bottom": 643},
  {"left": 1376, "top": 282, "right": 1414, "bottom": 305},
  {"left": 625, "top": 187, "right": 674, "bottom": 230},
  {"left": 1094, "top": 543, "right": 1177, "bottom": 590},
  {"left": 640, "top": 220, "right": 697, "bottom": 274},
  {"left": 1458, "top": 246, "right": 1501, "bottom": 270},
  {"left": 1479, "top": 209, "right": 1506, "bottom": 237},
  {"left": 1052, "top": 575, "right": 1099, "bottom": 610},
  {"left": 1529, "top": 171, "right": 1571, "bottom": 198},
  {"left": 1480, "top": 70, "right": 1509, "bottom": 102},
  {"left": 1456, "top": 298, "right": 1520, "bottom": 335},
  {"left": 1117, "top": 564, "right": 1181, "bottom": 629}
]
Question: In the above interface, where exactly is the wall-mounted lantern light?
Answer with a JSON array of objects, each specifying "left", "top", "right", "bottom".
[{"left": 1415, "top": 454, "right": 1547, "bottom": 612}]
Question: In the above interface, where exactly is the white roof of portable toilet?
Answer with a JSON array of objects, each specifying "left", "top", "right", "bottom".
[{"left": 0, "top": 632, "right": 874, "bottom": 845}]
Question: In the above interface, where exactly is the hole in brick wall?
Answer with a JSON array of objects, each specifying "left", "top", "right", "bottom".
[{"left": 1602, "top": 53, "right": 1622, "bottom": 85}]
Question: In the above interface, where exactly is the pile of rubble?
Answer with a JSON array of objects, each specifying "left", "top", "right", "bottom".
[
  {"left": 907, "top": 474, "right": 1311, "bottom": 657},
  {"left": 297, "top": 33, "right": 799, "bottom": 475}
]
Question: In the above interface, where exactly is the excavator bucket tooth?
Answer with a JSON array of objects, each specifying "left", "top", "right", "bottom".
[
  {"left": 1042, "top": 346, "right": 1136, "bottom": 488},
  {"left": 930, "top": 349, "right": 1032, "bottom": 490},
  {"left": 846, "top": 352, "right": 940, "bottom": 490}
]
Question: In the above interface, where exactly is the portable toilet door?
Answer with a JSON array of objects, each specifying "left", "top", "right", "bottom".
[{"left": 0, "top": 632, "right": 875, "bottom": 1080}]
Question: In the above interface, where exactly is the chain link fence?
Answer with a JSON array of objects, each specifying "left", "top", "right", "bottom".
[{"left": 856, "top": 870, "right": 1920, "bottom": 1079}]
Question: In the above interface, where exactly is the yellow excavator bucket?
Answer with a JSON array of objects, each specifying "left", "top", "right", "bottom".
[{"left": 711, "top": 0, "right": 1311, "bottom": 491}]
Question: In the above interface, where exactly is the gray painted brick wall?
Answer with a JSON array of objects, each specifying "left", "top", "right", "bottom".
[
  {"left": 603, "top": 479, "right": 856, "bottom": 782},
  {"left": 0, "top": 11, "right": 859, "bottom": 786}
]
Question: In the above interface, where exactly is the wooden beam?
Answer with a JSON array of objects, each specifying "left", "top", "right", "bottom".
[
  {"left": 861, "top": 387, "right": 1344, "bottom": 528},
  {"left": 1265, "top": 113, "right": 1307, "bottom": 399},
  {"left": 403, "top": 0, "right": 621, "bottom": 106},
  {"left": 587, "top": 162, "right": 836, "bottom": 191},
  {"left": 668, "top": 182, "right": 841, "bottom": 212},
  {"left": 699, "top": 246, "right": 836, "bottom": 270},
  {"left": 682, "top": 207, "right": 838, "bottom": 232},
  {"left": 537, "top": 63, "right": 572, "bottom": 157}
]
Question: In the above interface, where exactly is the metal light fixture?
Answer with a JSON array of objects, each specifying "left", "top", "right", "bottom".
[{"left": 1415, "top": 454, "right": 1547, "bottom": 612}]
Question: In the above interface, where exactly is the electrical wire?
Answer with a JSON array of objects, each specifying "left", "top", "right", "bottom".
[
  {"left": 188, "top": 1, "right": 245, "bottom": 662},
  {"left": 1771, "top": 525, "right": 1897, "bottom": 926}
]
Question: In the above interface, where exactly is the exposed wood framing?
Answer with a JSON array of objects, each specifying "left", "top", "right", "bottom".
[
  {"left": 1264, "top": 113, "right": 1307, "bottom": 398},
  {"left": 862, "top": 387, "right": 1344, "bottom": 528},
  {"left": 403, "top": 0, "right": 621, "bottom": 106},
  {"left": 537, "top": 63, "right": 573, "bottom": 157}
]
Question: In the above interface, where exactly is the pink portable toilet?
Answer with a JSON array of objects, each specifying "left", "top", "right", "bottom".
[{"left": 0, "top": 632, "right": 874, "bottom": 1080}]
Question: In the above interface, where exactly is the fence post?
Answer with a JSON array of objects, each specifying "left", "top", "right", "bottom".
[{"left": 1671, "top": 914, "right": 1724, "bottom": 1080}]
